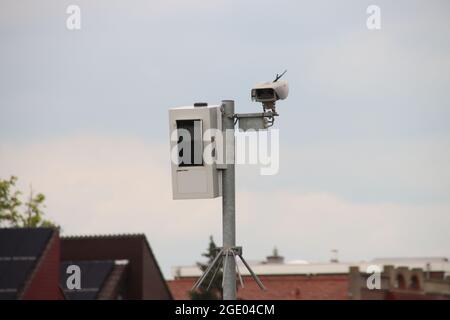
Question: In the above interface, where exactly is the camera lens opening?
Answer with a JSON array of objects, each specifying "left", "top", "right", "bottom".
[{"left": 255, "top": 88, "right": 275, "bottom": 101}]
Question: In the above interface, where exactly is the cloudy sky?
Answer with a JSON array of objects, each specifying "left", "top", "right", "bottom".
[{"left": 1, "top": 0, "right": 449, "bottom": 278}]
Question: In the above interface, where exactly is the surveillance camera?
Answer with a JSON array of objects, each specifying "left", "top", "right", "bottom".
[
  {"left": 251, "top": 80, "right": 289, "bottom": 103},
  {"left": 248, "top": 71, "right": 288, "bottom": 128}
]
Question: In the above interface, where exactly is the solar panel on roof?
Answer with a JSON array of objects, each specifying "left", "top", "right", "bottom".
[
  {"left": 60, "top": 260, "right": 114, "bottom": 300},
  {"left": 0, "top": 228, "right": 52, "bottom": 257},
  {"left": 0, "top": 261, "right": 36, "bottom": 290},
  {"left": 0, "top": 228, "right": 53, "bottom": 299},
  {"left": 0, "top": 291, "right": 17, "bottom": 300}
]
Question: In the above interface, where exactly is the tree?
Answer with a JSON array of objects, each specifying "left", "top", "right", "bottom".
[
  {"left": 190, "top": 235, "right": 223, "bottom": 300},
  {"left": 0, "top": 176, "right": 58, "bottom": 228}
]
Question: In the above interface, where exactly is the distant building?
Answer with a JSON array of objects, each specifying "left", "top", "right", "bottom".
[
  {"left": 168, "top": 253, "right": 450, "bottom": 300},
  {"left": 350, "top": 258, "right": 450, "bottom": 300},
  {"left": 0, "top": 228, "right": 172, "bottom": 300},
  {"left": 61, "top": 234, "right": 172, "bottom": 299}
]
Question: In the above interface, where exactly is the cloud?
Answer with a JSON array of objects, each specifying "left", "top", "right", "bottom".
[
  {"left": 238, "top": 190, "right": 450, "bottom": 263},
  {"left": 0, "top": 135, "right": 225, "bottom": 275},
  {"left": 286, "top": 137, "right": 450, "bottom": 203},
  {"left": 0, "top": 0, "right": 230, "bottom": 26},
  {"left": 0, "top": 135, "right": 217, "bottom": 235},
  {"left": 304, "top": 28, "right": 450, "bottom": 100},
  {"left": 1, "top": 134, "right": 449, "bottom": 277},
  {"left": 237, "top": 135, "right": 450, "bottom": 204}
]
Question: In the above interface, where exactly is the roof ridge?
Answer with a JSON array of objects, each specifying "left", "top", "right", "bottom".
[{"left": 61, "top": 233, "right": 146, "bottom": 240}]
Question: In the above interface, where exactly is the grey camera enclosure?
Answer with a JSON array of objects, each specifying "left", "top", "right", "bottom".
[{"left": 238, "top": 115, "right": 266, "bottom": 131}]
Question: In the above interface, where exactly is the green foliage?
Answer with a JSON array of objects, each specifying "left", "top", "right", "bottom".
[
  {"left": 0, "top": 176, "right": 58, "bottom": 228},
  {"left": 189, "top": 235, "right": 223, "bottom": 300}
]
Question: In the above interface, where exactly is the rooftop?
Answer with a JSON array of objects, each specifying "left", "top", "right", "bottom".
[
  {"left": 0, "top": 228, "right": 54, "bottom": 299},
  {"left": 172, "top": 256, "right": 450, "bottom": 279}
]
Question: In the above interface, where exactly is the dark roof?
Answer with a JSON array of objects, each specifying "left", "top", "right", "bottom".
[
  {"left": 60, "top": 260, "right": 114, "bottom": 300},
  {"left": 0, "top": 260, "right": 36, "bottom": 299},
  {"left": 61, "top": 234, "right": 172, "bottom": 299},
  {"left": 97, "top": 263, "right": 128, "bottom": 299},
  {"left": 0, "top": 228, "right": 53, "bottom": 300},
  {"left": 0, "top": 228, "right": 52, "bottom": 257}
]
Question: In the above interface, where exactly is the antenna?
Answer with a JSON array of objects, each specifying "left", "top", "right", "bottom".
[
  {"left": 331, "top": 249, "right": 339, "bottom": 263},
  {"left": 273, "top": 69, "right": 287, "bottom": 82}
]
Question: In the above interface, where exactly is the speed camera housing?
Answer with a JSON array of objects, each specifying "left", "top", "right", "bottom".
[{"left": 169, "top": 104, "right": 222, "bottom": 199}]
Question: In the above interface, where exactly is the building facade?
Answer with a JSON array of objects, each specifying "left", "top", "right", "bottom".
[{"left": 168, "top": 254, "right": 450, "bottom": 300}]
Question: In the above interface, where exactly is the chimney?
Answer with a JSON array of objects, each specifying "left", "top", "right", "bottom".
[{"left": 266, "top": 247, "right": 284, "bottom": 264}]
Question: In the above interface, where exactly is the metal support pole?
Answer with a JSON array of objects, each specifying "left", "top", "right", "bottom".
[{"left": 221, "top": 100, "right": 236, "bottom": 300}]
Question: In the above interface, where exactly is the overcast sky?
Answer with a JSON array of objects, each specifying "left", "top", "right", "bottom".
[{"left": 1, "top": 0, "right": 450, "bottom": 278}]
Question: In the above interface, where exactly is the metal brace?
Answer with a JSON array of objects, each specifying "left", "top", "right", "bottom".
[{"left": 191, "top": 246, "right": 266, "bottom": 292}]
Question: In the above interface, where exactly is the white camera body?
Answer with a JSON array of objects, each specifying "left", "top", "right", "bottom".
[{"left": 251, "top": 80, "right": 289, "bottom": 103}]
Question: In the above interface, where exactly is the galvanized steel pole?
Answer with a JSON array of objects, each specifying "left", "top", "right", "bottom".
[{"left": 221, "top": 100, "right": 236, "bottom": 300}]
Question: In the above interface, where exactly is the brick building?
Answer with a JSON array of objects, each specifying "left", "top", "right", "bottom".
[
  {"left": 61, "top": 234, "right": 172, "bottom": 299},
  {"left": 168, "top": 253, "right": 450, "bottom": 300},
  {"left": 350, "top": 261, "right": 450, "bottom": 300},
  {"left": 0, "top": 228, "right": 172, "bottom": 300}
]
